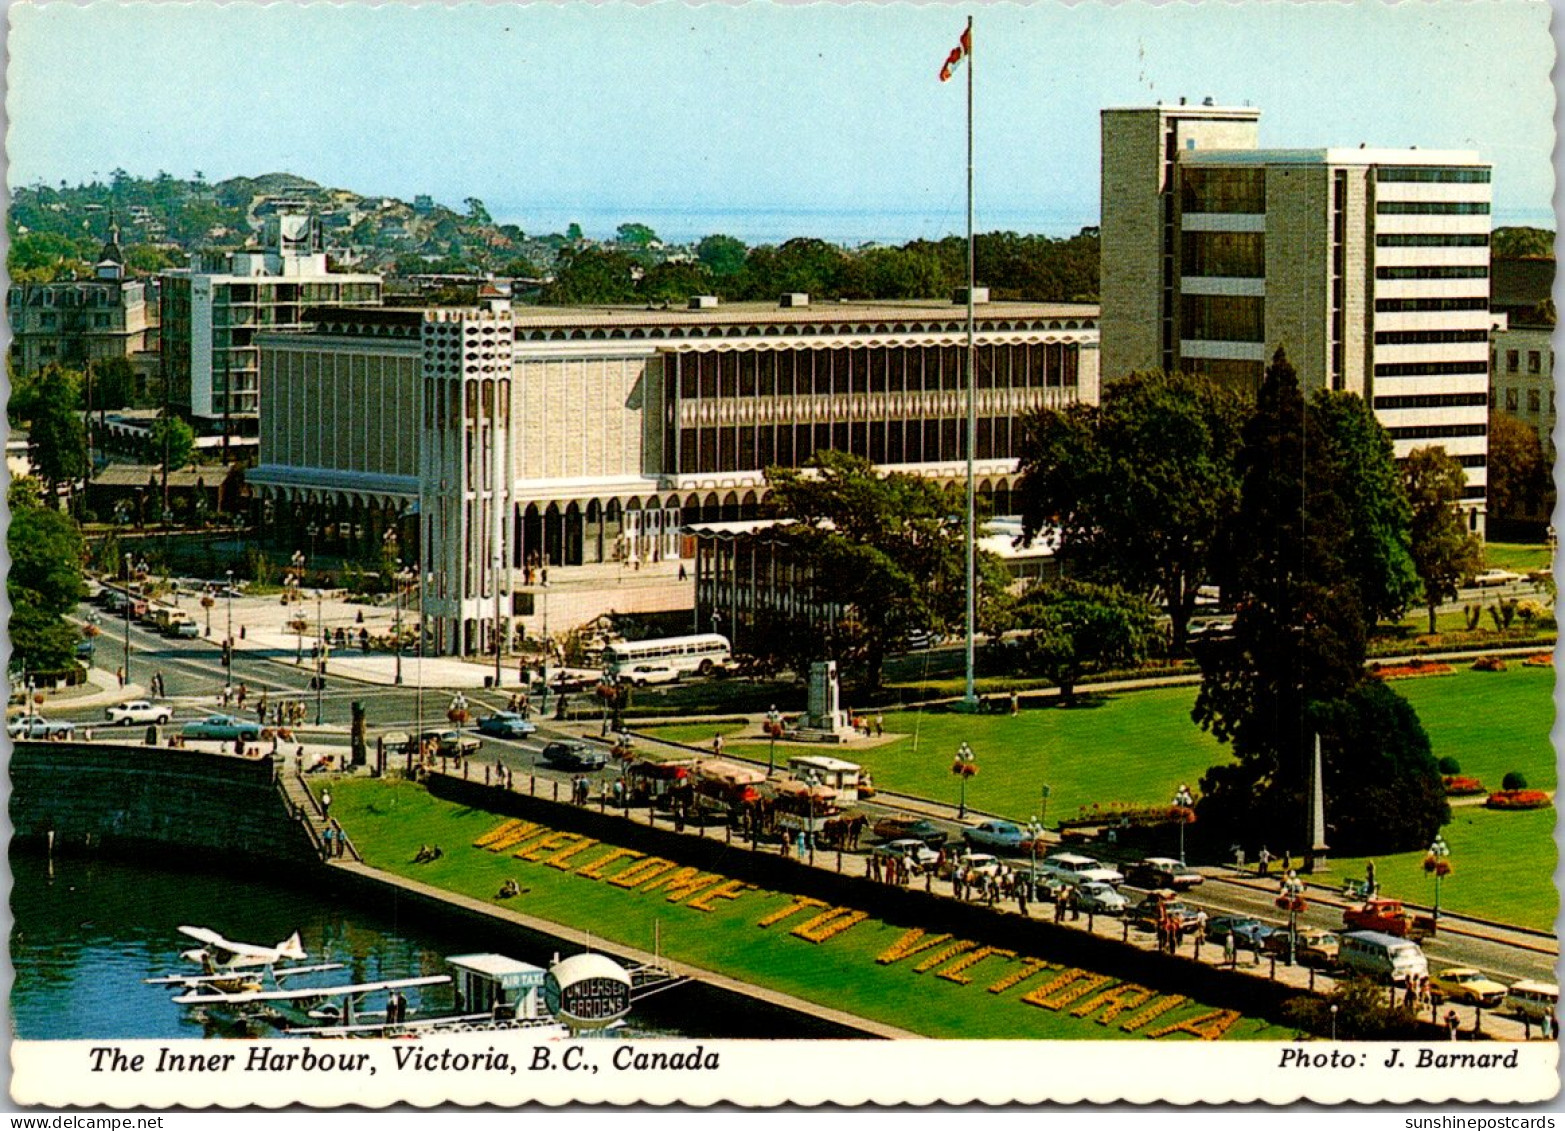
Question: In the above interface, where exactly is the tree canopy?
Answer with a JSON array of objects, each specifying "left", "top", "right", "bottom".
[
  {"left": 988, "top": 579, "right": 1157, "bottom": 702},
  {"left": 144, "top": 414, "right": 197, "bottom": 472},
  {"left": 762, "top": 450, "right": 1003, "bottom": 690},
  {"left": 1485, "top": 411, "right": 1553, "bottom": 525},
  {"left": 7, "top": 481, "right": 87, "bottom": 672},
  {"left": 1404, "top": 446, "right": 1483, "bottom": 634},
  {"left": 1015, "top": 369, "right": 1245, "bottom": 651}
]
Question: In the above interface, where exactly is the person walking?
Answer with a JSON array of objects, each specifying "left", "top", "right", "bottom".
[
  {"left": 1223, "top": 930, "right": 1237, "bottom": 968},
  {"left": 1258, "top": 846, "right": 1272, "bottom": 876},
  {"left": 321, "top": 788, "right": 332, "bottom": 820}
]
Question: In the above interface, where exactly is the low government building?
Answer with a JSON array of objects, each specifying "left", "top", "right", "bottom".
[{"left": 248, "top": 293, "right": 1099, "bottom": 655}]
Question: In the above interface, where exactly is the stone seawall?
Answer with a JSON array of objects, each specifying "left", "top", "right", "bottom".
[{"left": 9, "top": 741, "right": 318, "bottom": 867}]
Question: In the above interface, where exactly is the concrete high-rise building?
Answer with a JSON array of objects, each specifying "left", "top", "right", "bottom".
[
  {"left": 160, "top": 214, "right": 381, "bottom": 443},
  {"left": 1101, "top": 103, "right": 1493, "bottom": 527}
]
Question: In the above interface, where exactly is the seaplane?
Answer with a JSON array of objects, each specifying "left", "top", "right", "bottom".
[
  {"left": 145, "top": 926, "right": 346, "bottom": 994},
  {"left": 171, "top": 972, "right": 456, "bottom": 1036}
]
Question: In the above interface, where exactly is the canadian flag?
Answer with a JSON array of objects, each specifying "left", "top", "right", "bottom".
[{"left": 939, "top": 26, "right": 971, "bottom": 82}]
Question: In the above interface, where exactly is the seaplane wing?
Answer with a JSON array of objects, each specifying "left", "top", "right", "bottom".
[
  {"left": 146, "top": 962, "right": 345, "bottom": 987},
  {"left": 177, "top": 926, "right": 307, "bottom": 968},
  {"left": 172, "top": 974, "right": 449, "bottom": 1006}
]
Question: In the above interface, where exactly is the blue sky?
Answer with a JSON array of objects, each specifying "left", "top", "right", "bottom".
[{"left": 7, "top": 1, "right": 1556, "bottom": 243}]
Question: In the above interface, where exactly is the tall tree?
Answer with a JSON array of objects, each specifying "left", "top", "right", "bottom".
[
  {"left": 1310, "top": 390, "right": 1419, "bottom": 624},
  {"left": 994, "top": 579, "right": 1157, "bottom": 702},
  {"left": 1404, "top": 446, "right": 1483, "bottom": 634},
  {"left": 24, "top": 365, "right": 88, "bottom": 503},
  {"left": 1191, "top": 350, "right": 1368, "bottom": 851},
  {"left": 1015, "top": 369, "right": 1246, "bottom": 651},
  {"left": 696, "top": 234, "right": 748, "bottom": 280},
  {"left": 1486, "top": 411, "right": 1552, "bottom": 524},
  {"left": 144, "top": 414, "right": 196, "bottom": 472},
  {"left": 764, "top": 451, "right": 1001, "bottom": 690},
  {"left": 540, "top": 247, "right": 639, "bottom": 304}
]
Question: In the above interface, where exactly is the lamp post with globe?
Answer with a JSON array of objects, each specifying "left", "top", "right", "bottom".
[
  {"left": 765, "top": 705, "right": 781, "bottom": 778},
  {"left": 952, "top": 742, "right": 977, "bottom": 819},
  {"left": 1172, "top": 783, "right": 1195, "bottom": 865},
  {"left": 1425, "top": 835, "right": 1452, "bottom": 924}
]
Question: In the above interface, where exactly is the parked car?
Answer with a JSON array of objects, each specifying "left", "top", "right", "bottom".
[
  {"left": 623, "top": 663, "right": 680, "bottom": 687},
  {"left": 420, "top": 729, "right": 482, "bottom": 757},
  {"left": 872, "top": 816, "right": 949, "bottom": 848},
  {"left": 873, "top": 839, "right": 940, "bottom": 870},
  {"left": 1469, "top": 568, "right": 1522, "bottom": 588},
  {"left": 1505, "top": 980, "right": 1559, "bottom": 1022},
  {"left": 940, "top": 852, "right": 1003, "bottom": 880},
  {"left": 1204, "top": 915, "right": 1264, "bottom": 946},
  {"left": 1127, "top": 892, "right": 1201, "bottom": 934},
  {"left": 106, "top": 699, "right": 172, "bottom": 726},
  {"left": 476, "top": 711, "right": 538, "bottom": 739},
  {"left": 74, "top": 639, "right": 96, "bottom": 660},
  {"left": 1076, "top": 881, "right": 1129, "bottom": 915},
  {"left": 539, "top": 740, "right": 608, "bottom": 772},
  {"left": 1338, "top": 930, "right": 1429, "bottom": 985},
  {"left": 1038, "top": 852, "right": 1125, "bottom": 888},
  {"left": 1281, "top": 928, "right": 1342, "bottom": 967},
  {"left": 1430, "top": 967, "right": 1507, "bottom": 1008},
  {"left": 171, "top": 620, "right": 201, "bottom": 639},
  {"left": 181, "top": 714, "right": 262, "bottom": 742},
  {"left": 962, "top": 820, "right": 1031, "bottom": 853},
  {"left": 7, "top": 716, "right": 76, "bottom": 740},
  {"left": 1125, "top": 857, "right": 1204, "bottom": 891}
]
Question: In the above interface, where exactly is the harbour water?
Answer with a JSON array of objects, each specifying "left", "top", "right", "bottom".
[{"left": 9, "top": 852, "right": 689, "bottom": 1041}]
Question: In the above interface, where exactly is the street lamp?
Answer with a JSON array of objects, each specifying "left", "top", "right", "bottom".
[
  {"left": 1280, "top": 870, "right": 1305, "bottom": 966},
  {"left": 803, "top": 769, "right": 820, "bottom": 865},
  {"left": 315, "top": 589, "right": 325, "bottom": 725},
  {"left": 1026, "top": 816, "right": 1043, "bottom": 891},
  {"left": 952, "top": 741, "right": 977, "bottom": 819},
  {"left": 766, "top": 705, "right": 781, "bottom": 778},
  {"left": 393, "top": 561, "right": 410, "bottom": 686},
  {"left": 1425, "top": 835, "right": 1452, "bottom": 924},
  {"left": 1330, "top": 1003, "right": 1339, "bottom": 1041},
  {"left": 224, "top": 569, "right": 235, "bottom": 691},
  {"left": 1172, "top": 782, "right": 1195, "bottom": 865}
]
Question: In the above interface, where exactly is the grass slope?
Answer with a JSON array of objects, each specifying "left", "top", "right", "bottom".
[{"left": 329, "top": 778, "right": 1288, "bottom": 1040}]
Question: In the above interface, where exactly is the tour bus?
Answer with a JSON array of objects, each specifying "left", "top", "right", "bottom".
[
  {"left": 785, "top": 755, "right": 866, "bottom": 804},
  {"left": 602, "top": 634, "right": 732, "bottom": 678},
  {"left": 1504, "top": 980, "right": 1558, "bottom": 1023}
]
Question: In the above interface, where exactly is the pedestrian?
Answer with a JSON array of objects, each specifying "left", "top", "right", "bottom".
[
  {"left": 712, "top": 733, "right": 725, "bottom": 757},
  {"left": 1282, "top": 849, "right": 1292, "bottom": 873},
  {"left": 1010, "top": 690, "right": 1019, "bottom": 716},
  {"left": 116, "top": 666, "right": 125, "bottom": 688},
  {"left": 321, "top": 824, "right": 335, "bottom": 859},
  {"left": 1223, "top": 931, "right": 1237, "bottom": 967},
  {"left": 1445, "top": 1009, "right": 1460, "bottom": 1041},
  {"left": 874, "top": 713, "right": 884, "bottom": 737},
  {"left": 321, "top": 789, "right": 332, "bottom": 819},
  {"left": 237, "top": 683, "right": 247, "bottom": 709},
  {"left": 678, "top": 563, "right": 687, "bottom": 581},
  {"left": 1365, "top": 860, "right": 1377, "bottom": 897}
]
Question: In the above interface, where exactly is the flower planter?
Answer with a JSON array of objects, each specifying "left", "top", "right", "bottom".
[{"left": 1485, "top": 789, "right": 1552, "bottom": 811}]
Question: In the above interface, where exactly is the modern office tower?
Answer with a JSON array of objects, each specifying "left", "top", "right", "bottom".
[
  {"left": 160, "top": 213, "right": 381, "bottom": 446},
  {"left": 1102, "top": 103, "right": 1492, "bottom": 527}
]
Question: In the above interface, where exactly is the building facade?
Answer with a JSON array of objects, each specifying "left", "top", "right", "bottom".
[
  {"left": 161, "top": 214, "right": 381, "bottom": 441},
  {"left": 7, "top": 231, "right": 160, "bottom": 379},
  {"left": 1102, "top": 103, "right": 1493, "bottom": 527},
  {"left": 250, "top": 296, "right": 1100, "bottom": 654}
]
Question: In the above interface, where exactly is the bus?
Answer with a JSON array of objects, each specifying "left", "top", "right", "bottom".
[{"left": 601, "top": 634, "right": 732, "bottom": 678}]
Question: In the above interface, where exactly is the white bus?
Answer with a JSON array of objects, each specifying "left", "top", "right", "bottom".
[{"left": 602, "top": 634, "right": 732, "bottom": 678}]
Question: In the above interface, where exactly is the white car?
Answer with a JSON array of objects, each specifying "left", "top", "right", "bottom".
[
  {"left": 1076, "top": 881, "right": 1129, "bottom": 915},
  {"left": 106, "top": 699, "right": 173, "bottom": 726},
  {"left": 942, "top": 851, "right": 1004, "bottom": 880},
  {"left": 7, "top": 716, "right": 75, "bottom": 740},
  {"left": 624, "top": 663, "right": 680, "bottom": 687},
  {"left": 873, "top": 839, "right": 940, "bottom": 870},
  {"left": 1039, "top": 852, "right": 1125, "bottom": 888},
  {"left": 1470, "top": 569, "right": 1522, "bottom": 588}
]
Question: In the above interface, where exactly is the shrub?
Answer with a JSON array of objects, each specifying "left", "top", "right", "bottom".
[
  {"left": 1437, "top": 756, "right": 1461, "bottom": 775},
  {"left": 1471, "top": 656, "right": 1508, "bottom": 672},
  {"left": 1282, "top": 975, "right": 1423, "bottom": 1040},
  {"left": 1502, "top": 771, "right": 1529, "bottom": 791}
]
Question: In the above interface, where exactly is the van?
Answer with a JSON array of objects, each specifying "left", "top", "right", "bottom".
[
  {"left": 1504, "top": 980, "right": 1558, "bottom": 1022},
  {"left": 1039, "top": 852, "right": 1125, "bottom": 888},
  {"left": 1338, "top": 930, "right": 1428, "bottom": 984}
]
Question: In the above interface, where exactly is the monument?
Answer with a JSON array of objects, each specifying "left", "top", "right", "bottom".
[{"left": 791, "top": 660, "right": 854, "bottom": 744}]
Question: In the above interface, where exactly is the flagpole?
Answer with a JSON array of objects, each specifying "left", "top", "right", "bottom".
[{"left": 963, "top": 13, "right": 978, "bottom": 710}]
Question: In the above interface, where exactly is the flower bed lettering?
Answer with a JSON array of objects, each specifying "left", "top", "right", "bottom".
[{"left": 471, "top": 819, "right": 1273, "bottom": 1039}]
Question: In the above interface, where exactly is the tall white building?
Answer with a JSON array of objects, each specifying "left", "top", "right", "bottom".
[
  {"left": 161, "top": 214, "right": 381, "bottom": 442},
  {"left": 1102, "top": 103, "right": 1492, "bottom": 529}
]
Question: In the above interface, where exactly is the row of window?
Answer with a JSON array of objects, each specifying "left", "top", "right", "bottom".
[
  {"left": 1374, "top": 297, "right": 1488, "bottom": 313},
  {"left": 1499, "top": 349, "right": 1550, "bottom": 375},
  {"left": 671, "top": 342, "right": 1081, "bottom": 400},
  {"left": 1373, "top": 361, "right": 1488, "bottom": 378},
  {"left": 1501, "top": 387, "right": 1554, "bottom": 414},
  {"left": 1386, "top": 423, "right": 1488, "bottom": 440},
  {"left": 1375, "top": 201, "right": 1491, "bottom": 215},
  {"left": 1180, "top": 294, "right": 1264, "bottom": 343},
  {"left": 1180, "top": 231, "right": 1265, "bottom": 278},
  {"left": 675, "top": 416, "right": 1030, "bottom": 475},
  {"left": 1179, "top": 167, "right": 1266, "bottom": 214},
  {"left": 1374, "top": 167, "right": 1491, "bottom": 183},
  {"left": 1375, "top": 233, "right": 1489, "bottom": 247},
  {"left": 1374, "top": 266, "right": 1489, "bottom": 280},
  {"left": 1372, "top": 393, "right": 1488, "bottom": 411},
  {"left": 1374, "top": 329, "right": 1489, "bottom": 345}
]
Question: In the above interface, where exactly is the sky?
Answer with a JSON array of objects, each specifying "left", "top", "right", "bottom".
[{"left": 6, "top": 1, "right": 1557, "bottom": 244}]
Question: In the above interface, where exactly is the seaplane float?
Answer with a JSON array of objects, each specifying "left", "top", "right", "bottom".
[{"left": 153, "top": 926, "right": 690, "bottom": 1039}]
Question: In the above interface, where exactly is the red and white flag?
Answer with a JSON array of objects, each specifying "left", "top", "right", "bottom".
[{"left": 939, "top": 26, "right": 971, "bottom": 82}]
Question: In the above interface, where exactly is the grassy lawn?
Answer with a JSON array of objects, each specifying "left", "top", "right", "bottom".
[
  {"left": 1391, "top": 664, "right": 1556, "bottom": 791},
  {"left": 636, "top": 720, "right": 750, "bottom": 747},
  {"left": 1326, "top": 807, "right": 1557, "bottom": 931},
  {"left": 327, "top": 778, "right": 1288, "bottom": 1040},
  {"left": 1483, "top": 542, "right": 1553, "bottom": 575}
]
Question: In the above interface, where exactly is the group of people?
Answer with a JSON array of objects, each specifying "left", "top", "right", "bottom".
[
  {"left": 263, "top": 698, "right": 311, "bottom": 727},
  {"left": 848, "top": 714, "right": 886, "bottom": 738}
]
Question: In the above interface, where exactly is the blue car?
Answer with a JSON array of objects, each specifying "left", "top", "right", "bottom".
[
  {"left": 181, "top": 714, "right": 261, "bottom": 742},
  {"left": 477, "top": 711, "right": 537, "bottom": 739}
]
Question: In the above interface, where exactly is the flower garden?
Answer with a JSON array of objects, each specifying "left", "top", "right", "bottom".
[{"left": 331, "top": 779, "right": 1289, "bottom": 1041}]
